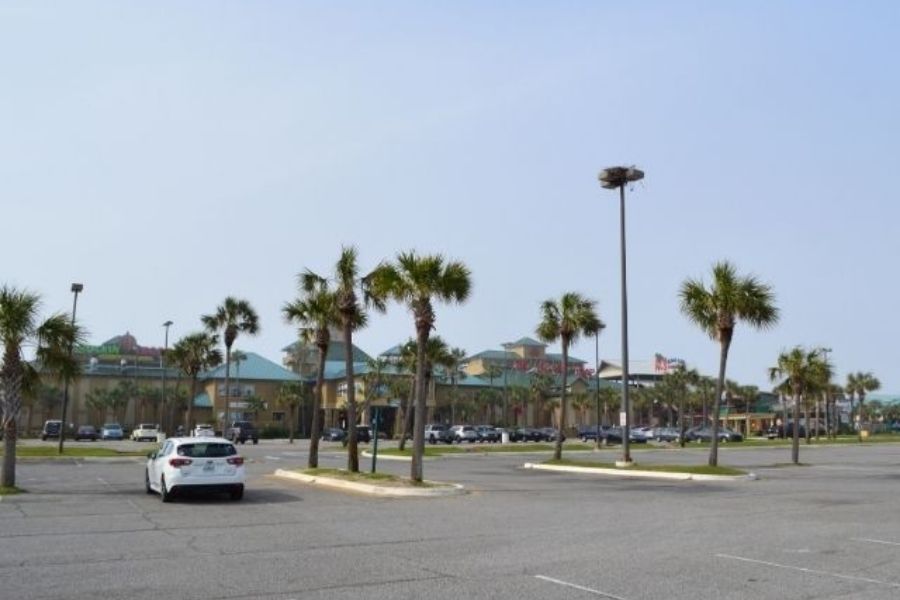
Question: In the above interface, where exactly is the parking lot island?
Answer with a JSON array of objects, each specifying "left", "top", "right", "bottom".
[
  {"left": 523, "top": 460, "right": 757, "bottom": 481},
  {"left": 274, "top": 468, "right": 466, "bottom": 497}
]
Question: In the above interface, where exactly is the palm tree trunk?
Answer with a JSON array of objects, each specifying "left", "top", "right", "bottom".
[
  {"left": 792, "top": 388, "right": 801, "bottom": 464},
  {"left": 288, "top": 405, "right": 295, "bottom": 444},
  {"left": 679, "top": 391, "right": 687, "bottom": 448},
  {"left": 857, "top": 396, "right": 865, "bottom": 442},
  {"left": 186, "top": 375, "right": 197, "bottom": 433},
  {"left": 814, "top": 398, "right": 820, "bottom": 441},
  {"left": 804, "top": 399, "right": 811, "bottom": 444},
  {"left": 554, "top": 343, "right": 568, "bottom": 461},
  {"left": 398, "top": 379, "right": 414, "bottom": 452},
  {"left": 2, "top": 420, "right": 17, "bottom": 487},
  {"left": 709, "top": 334, "right": 732, "bottom": 467},
  {"left": 411, "top": 326, "right": 429, "bottom": 482},
  {"left": 343, "top": 321, "right": 359, "bottom": 473},
  {"left": 223, "top": 346, "right": 231, "bottom": 436},
  {"left": 308, "top": 345, "right": 326, "bottom": 469}
]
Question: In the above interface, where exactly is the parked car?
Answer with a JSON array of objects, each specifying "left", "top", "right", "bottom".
[
  {"left": 651, "top": 427, "right": 681, "bottom": 442},
  {"left": 226, "top": 421, "right": 259, "bottom": 445},
  {"left": 539, "top": 427, "right": 566, "bottom": 442},
  {"left": 101, "top": 423, "right": 124, "bottom": 440},
  {"left": 349, "top": 425, "right": 372, "bottom": 444},
  {"left": 578, "top": 425, "right": 611, "bottom": 442},
  {"left": 450, "top": 425, "right": 479, "bottom": 443},
  {"left": 41, "top": 419, "right": 63, "bottom": 441},
  {"left": 145, "top": 437, "right": 245, "bottom": 502},
  {"left": 632, "top": 426, "right": 655, "bottom": 442},
  {"left": 475, "top": 425, "right": 501, "bottom": 443},
  {"left": 684, "top": 426, "right": 744, "bottom": 442},
  {"left": 514, "top": 427, "right": 544, "bottom": 442},
  {"left": 193, "top": 424, "right": 215, "bottom": 438},
  {"left": 74, "top": 425, "right": 98, "bottom": 441},
  {"left": 131, "top": 423, "right": 159, "bottom": 442},
  {"left": 321, "top": 427, "right": 345, "bottom": 442},
  {"left": 424, "top": 424, "right": 454, "bottom": 444}
]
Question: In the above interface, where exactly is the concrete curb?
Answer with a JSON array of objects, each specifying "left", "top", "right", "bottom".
[
  {"left": 522, "top": 462, "right": 757, "bottom": 481},
  {"left": 273, "top": 469, "right": 466, "bottom": 497},
  {"left": 360, "top": 450, "right": 413, "bottom": 462}
]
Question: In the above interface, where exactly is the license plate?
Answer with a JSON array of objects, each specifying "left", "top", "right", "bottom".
[{"left": 203, "top": 461, "right": 215, "bottom": 472}]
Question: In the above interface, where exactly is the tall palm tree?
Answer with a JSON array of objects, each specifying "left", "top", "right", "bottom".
[
  {"left": 680, "top": 261, "right": 778, "bottom": 466},
  {"left": 201, "top": 298, "right": 259, "bottom": 435},
  {"left": 769, "top": 347, "right": 831, "bottom": 464},
  {"left": 846, "top": 371, "right": 881, "bottom": 441},
  {"left": 283, "top": 275, "right": 339, "bottom": 468},
  {"left": 167, "top": 332, "right": 223, "bottom": 433},
  {"left": 661, "top": 366, "right": 699, "bottom": 447},
  {"left": 371, "top": 251, "right": 471, "bottom": 482},
  {"left": 0, "top": 287, "right": 82, "bottom": 487},
  {"left": 536, "top": 292, "right": 603, "bottom": 461}
]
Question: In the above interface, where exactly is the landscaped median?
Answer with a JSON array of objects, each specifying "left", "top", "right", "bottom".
[
  {"left": 1, "top": 446, "right": 148, "bottom": 459},
  {"left": 523, "top": 459, "right": 757, "bottom": 481},
  {"left": 273, "top": 468, "right": 466, "bottom": 497},
  {"left": 363, "top": 443, "right": 596, "bottom": 461}
]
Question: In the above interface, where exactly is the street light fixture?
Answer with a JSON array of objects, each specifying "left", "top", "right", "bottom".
[
  {"left": 58, "top": 282, "right": 84, "bottom": 454},
  {"left": 161, "top": 321, "right": 173, "bottom": 435},
  {"left": 598, "top": 166, "right": 644, "bottom": 467}
]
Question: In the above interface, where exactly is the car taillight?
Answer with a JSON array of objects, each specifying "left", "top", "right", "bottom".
[
  {"left": 227, "top": 456, "right": 244, "bottom": 466},
  {"left": 169, "top": 458, "right": 193, "bottom": 468}
]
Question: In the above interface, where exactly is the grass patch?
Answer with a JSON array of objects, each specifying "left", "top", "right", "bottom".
[
  {"left": 0, "top": 485, "right": 24, "bottom": 496},
  {"left": 544, "top": 458, "right": 747, "bottom": 476},
  {"left": 299, "top": 468, "right": 439, "bottom": 488},
  {"left": 2, "top": 446, "right": 148, "bottom": 458},
  {"left": 378, "top": 443, "right": 595, "bottom": 457}
]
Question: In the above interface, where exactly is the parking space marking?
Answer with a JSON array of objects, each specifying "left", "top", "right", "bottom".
[
  {"left": 265, "top": 456, "right": 282, "bottom": 461},
  {"left": 853, "top": 538, "right": 900, "bottom": 547},
  {"left": 715, "top": 553, "right": 900, "bottom": 589},
  {"left": 534, "top": 575, "right": 629, "bottom": 599}
]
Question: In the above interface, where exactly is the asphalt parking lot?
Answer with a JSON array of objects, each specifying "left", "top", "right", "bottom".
[{"left": 2, "top": 440, "right": 900, "bottom": 599}]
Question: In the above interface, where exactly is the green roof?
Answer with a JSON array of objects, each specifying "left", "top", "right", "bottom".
[
  {"left": 201, "top": 352, "right": 301, "bottom": 382},
  {"left": 282, "top": 340, "right": 372, "bottom": 363},
  {"left": 504, "top": 337, "right": 546, "bottom": 348}
]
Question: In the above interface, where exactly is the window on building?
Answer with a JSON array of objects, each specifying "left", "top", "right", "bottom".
[{"left": 272, "top": 411, "right": 285, "bottom": 422}]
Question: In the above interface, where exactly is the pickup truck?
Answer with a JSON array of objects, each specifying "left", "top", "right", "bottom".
[
  {"left": 226, "top": 421, "right": 259, "bottom": 445},
  {"left": 131, "top": 423, "right": 159, "bottom": 442}
]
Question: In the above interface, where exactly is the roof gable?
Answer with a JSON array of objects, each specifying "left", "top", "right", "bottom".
[{"left": 201, "top": 352, "right": 301, "bottom": 382}]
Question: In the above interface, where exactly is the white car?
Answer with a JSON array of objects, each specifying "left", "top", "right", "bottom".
[
  {"left": 450, "top": 425, "right": 479, "bottom": 443},
  {"left": 145, "top": 437, "right": 245, "bottom": 502},
  {"left": 131, "top": 423, "right": 159, "bottom": 442},
  {"left": 193, "top": 424, "right": 215, "bottom": 437}
]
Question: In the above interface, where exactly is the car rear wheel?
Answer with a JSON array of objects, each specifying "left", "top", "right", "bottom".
[
  {"left": 252, "top": 439, "right": 258, "bottom": 445},
  {"left": 145, "top": 469, "right": 153, "bottom": 494},
  {"left": 160, "top": 476, "right": 173, "bottom": 503}
]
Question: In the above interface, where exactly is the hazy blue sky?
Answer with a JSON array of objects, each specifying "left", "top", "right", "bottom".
[{"left": 2, "top": 2, "right": 897, "bottom": 392}]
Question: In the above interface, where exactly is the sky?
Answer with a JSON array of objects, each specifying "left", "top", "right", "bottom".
[{"left": 2, "top": 1, "right": 898, "bottom": 392}]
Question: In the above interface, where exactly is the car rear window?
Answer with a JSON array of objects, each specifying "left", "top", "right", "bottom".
[{"left": 176, "top": 443, "right": 237, "bottom": 458}]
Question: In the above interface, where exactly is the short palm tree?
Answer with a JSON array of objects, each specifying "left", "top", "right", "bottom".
[
  {"left": 680, "top": 261, "right": 778, "bottom": 466},
  {"left": 167, "top": 332, "right": 223, "bottom": 433},
  {"left": 276, "top": 382, "right": 306, "bottom": 444},
  {"left": 283, "top": 276, "right": 340, "bottom": 468},
  {"left": 0, "top": 287, "right": 82, "bottom": 487},
  {"left": 444, "top": 347, "right": 467, "bottom": 424},
  {"left": 361, "top": 357, "right": 390, "bottom": 428},
  {"left": 201, "top": 297, "right": 259, "bottom": 434},
  {"left": 536, "top": 292, "right": 603, "bottom": 461},
  {"left": 846, "top": 371, "right": 881, "bottom": 441},
  {"left": 371, "top": 251, "right": 471, "bottom": 482},
  {"left": 769, "top": 347, "right": 831, "bottom": 464}
]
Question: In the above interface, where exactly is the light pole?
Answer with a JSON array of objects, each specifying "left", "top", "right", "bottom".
[
  {"left": 58, "top": 282, "right": 83, "bottom": 454},
  {"left": 161, "top": 321, "right": 173, "bottom": 434},
  {"left": 593, "top": 325, "right": 606, "bottom": 450},
  {"left": 599, "top": 166, "right": 644, "bottom": 467}
]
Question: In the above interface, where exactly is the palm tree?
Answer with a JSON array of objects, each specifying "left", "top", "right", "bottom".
[
  {"left": 361, "top": 357, "right": 389, "bottom": 427},
  {"left": 529, "top": 372, "right": 554, "bottom": 427},
  {"left": 509, "top": 384, "right": 530, "bottom": 427},
  {"left": 740, "top": 384, "right": 759, "bottom": 438},
  {"left": 276, "top": 382, "right": 305, "bottom": 443},
  {"left": 245, "top": 395, "right": 266, "bottom": 422},
  {"left": 283, "top": 275, "right": 339, "bottom": 469},
  {"left": 84, "top": 388, "right": 111, "bottom": 424},
  {"left": 111, "top": 380, "right": 136, "bottom": 423},
  {"left": 201, "top": 298, "right": 260, "bottom": 435},
  {"left": 846, "top": 371, "right": 881, "bottom": 441},
  {"left": 660, "top": 366, "right": 699, "bottom": 447},
  {"left": 536, "top": 292, "right": 603, "bottom": 461},
  {"left": 397, "top": 339, "right": 418, "bottom": 452},
  {"left": 444, "top": 347, "right": 467, "bottom": 425},
  {"left": 571, "top": 392, "right": 591, "bottom": 428},
  {"left": 371, "top": 251, "right": 471, "bottom": 482},
  {"left": 231, "top": 349, "right": 248, "bottom": 403},
  {"left": 167, "top": 332, "right": 223, "bottom": 433},
  {"left": 1, "top": 287, "right": 82, "bottom": 487},
  {"left": 680, "top": 261, "right": 778, "bottom": 466},
  {"left": 770, "top": 347, "right": 831, "bottom": 464}
]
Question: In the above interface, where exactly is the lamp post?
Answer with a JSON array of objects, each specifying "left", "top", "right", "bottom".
[
  {"left": 58, "top": 283, "right": 83, "bottom": 454},
  {"left": 594, "top": 325, "right": 605, "bottom": 450},
  {"left": 598, "top": 166, "right": 644, "bottom": 467},
  {"left": 161, "top": 321, "right": 173, "bottom": 435}
]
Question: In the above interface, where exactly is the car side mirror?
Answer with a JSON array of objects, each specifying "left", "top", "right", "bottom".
[{"left": 147, "top": 451, "right": 157, "bottom": 460}]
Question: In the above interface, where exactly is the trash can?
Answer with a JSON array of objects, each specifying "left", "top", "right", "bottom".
[{"left": 501, "top": 431, "right": 510, "bottom": 444}]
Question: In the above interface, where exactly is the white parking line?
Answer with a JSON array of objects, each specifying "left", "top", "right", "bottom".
[
  {"left": 852, "top": 538, "right": 900, "bottom": 547},
  {"left": 265, "top": 456, "right": 282, "bottom": 461},
  {"left": 715, "top": 553, "right": 900, "bottom": 589},
  {"left": 534, "top": 575, "right": 629, "bottom": 599}
]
